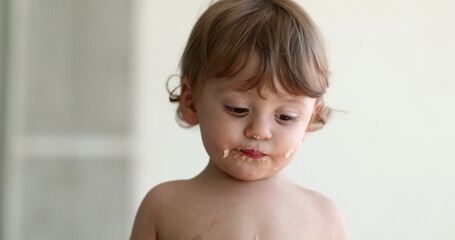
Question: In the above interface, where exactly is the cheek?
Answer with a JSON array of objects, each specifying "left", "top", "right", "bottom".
[
  {"left": 284, "top": 148, "right": 294, "bottom": 159},
  {"left": 199, "top": 118, "right": 240, "bottom": 156},
  {"left": 272, "top": 130, "right": 303, "bottom": 160},
  {"left": 277, "top": 143, "right": 299, "bottom": 160},
  {"left": 275, "top": 128, "right": 303, "bottom": 145}
]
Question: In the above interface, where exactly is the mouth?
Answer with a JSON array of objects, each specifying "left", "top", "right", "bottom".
[{"left": 239, "top": 149, "right": 266, "bottom": 159}]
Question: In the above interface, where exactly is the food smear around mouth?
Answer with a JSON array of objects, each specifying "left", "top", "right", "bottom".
[
  {"left": 223, "top": 149, "right": 230, "bottom": 158},
  {"left": 284, "top": 148, "right": 294, "bottom": 159},
  {"left": 240, "top": 149, "right": 265, "bottom": 159},
  {"left": 233, "top": 151, "right": 271, "bottom": 166},
  {"left": 233, "top": 152, "right": 247, "bottom": 161}
]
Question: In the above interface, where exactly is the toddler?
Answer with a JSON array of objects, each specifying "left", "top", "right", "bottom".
[{"left": 131, "top": 0, "right": 348, "bottom": 239}]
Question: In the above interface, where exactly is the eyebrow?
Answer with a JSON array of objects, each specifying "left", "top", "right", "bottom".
[
  {"left": 218, "top": 79, "right": 248, "bottom": 93},
  {"left": 280, "top": 96, "right": 314, "bottom": 106},
  {"left": 219, "top": 83, "right": 314, "bottom": 105}
]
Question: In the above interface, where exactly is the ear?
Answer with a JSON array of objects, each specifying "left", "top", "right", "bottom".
[
  {"left": 179, "top": 79, "right": 199, "bottom": 125},
  {"left": 301, "top": 100, "right": 322, "bottom": 142}
]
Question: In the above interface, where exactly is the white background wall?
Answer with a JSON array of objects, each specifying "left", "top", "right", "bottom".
[
  {"left": 3, "top": 0, "right": 132, "bottom": 239},
  {"left": 131, "top": 0, "right": 455, "bottom": 239}
]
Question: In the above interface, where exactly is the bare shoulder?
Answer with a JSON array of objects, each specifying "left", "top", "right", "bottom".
[
  {"left": 130, "top": 180, "right": 188, "bottom": 240},
  {"left": 297, "top": 187, "right": 349, "bottom": 240}
]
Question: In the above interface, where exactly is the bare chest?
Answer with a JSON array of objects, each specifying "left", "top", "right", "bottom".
[{"left": 157, "top": 194, "right": 328, "bottom": 240}]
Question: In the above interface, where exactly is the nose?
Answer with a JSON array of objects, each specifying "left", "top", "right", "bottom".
[{"left": 244, "top": 115, "right": 272, "bottom": 141}]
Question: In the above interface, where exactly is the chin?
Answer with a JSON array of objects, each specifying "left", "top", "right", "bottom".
[
  {"left": 211, "top": 157, "right": 277, "bottom": 181},
  {"left": 225, "top": 169, "right": 272, "bottom": 182}
]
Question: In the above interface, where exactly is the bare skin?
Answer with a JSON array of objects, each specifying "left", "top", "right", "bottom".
[
  {"left": 130, "top": 161, "right": 348, "bottom": 240},
  {"left": 131, "top": 53, "right": 348, "bottom": 239}
]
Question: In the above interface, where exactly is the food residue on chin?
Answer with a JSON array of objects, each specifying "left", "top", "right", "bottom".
[{"left": 223, "top": 149, "right": 230, "bottom": 158}]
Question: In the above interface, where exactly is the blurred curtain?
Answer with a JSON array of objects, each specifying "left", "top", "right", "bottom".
[
  {"left": 0, "top": 0, "right": 9, "bottom": 238},
  {"left": 3, "top": 0, "right": 133, "bottom": 239}
]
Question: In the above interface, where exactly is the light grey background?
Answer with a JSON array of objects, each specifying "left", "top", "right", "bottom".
[
  {"left": 3, "top": 0, "right": 133, "bottom": 239},
  {"left": 131, "top": 0, "right": 455, "bottom": 239},
  {"left": 0, "top": 0, "right": 8, "bottom": 237}
]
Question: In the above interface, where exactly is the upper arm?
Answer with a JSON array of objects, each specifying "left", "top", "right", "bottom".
[
  {"left": 328, "top": 202, "right": 349, "bottom": 240},
  {"left": 305, "top": 189, "right": 349, "bottom": 240},
  {"left": 130, "top": 189, "right": 159, "bottom": 240},
  {"left": 318, "top": 195, "right": 349, "bottom": 240},
  {"left": 130, "top": 181, "right": 181, "bottom": 240}
]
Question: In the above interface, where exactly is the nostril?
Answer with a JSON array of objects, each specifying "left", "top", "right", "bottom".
[
  {"left": 245, "top": 132, "right": 271, "bottom": 141},
  {"left": 244, "top": 118, "right": 272, "bottom": 141}
]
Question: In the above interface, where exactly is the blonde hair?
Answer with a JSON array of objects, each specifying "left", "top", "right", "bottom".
[{"left": 169, "top": 0, "right": 331, "bottom": 131}]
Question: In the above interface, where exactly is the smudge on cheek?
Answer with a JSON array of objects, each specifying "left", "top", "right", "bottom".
[
  {"left": 284, "top": 148, "right": 294, "bottom": 159},
  {"left": 223, "top": 149, "right": 230, "bottom": 158}
]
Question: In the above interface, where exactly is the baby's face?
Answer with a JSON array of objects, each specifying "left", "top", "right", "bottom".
[{"left": 194, "top": 57, "right": 318, "bottom": 181}]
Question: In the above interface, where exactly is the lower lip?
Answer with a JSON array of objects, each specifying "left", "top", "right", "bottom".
[{"left": 240, "top": 150, "right": 266, "bottom": 159}]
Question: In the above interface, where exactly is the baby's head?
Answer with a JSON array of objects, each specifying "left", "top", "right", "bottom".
[{"left": 170, "top": 0, "right": 331, "bottom": 180}]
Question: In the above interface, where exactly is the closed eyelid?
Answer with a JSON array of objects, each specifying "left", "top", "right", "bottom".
[
  {"left": 276, "top": 109, "right": 299, "bottom": 117},
  {"left": 275, "top": 113, "right": 298, "bottom": 122},
  {"left": 226, "top": 106, "right": 248, "bottom": 111},
  {"left": 224, "top": 105, "right": 249, "bottom": 115}
]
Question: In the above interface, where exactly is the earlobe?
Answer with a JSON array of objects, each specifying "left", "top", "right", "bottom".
[{"left": 179, "top": 80, "right": 199, "bottom": 125}]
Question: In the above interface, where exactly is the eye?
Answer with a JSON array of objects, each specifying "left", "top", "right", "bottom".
[
  {"left": 225, "top": 105, "right": 249, "bottom": 117},
  {"left": 275, "top": 114, "right": 297, "bottom": 123}
]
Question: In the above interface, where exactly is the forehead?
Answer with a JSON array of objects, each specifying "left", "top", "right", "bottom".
[
  {"left": 214, "top": 53, "right": 307, "bottom": 98},
  {"left": 215, "top": 82, "right": 317, "bottom": 112},
  {"left": 212, "top": 58, "right": 316, "bottom": 107}
]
